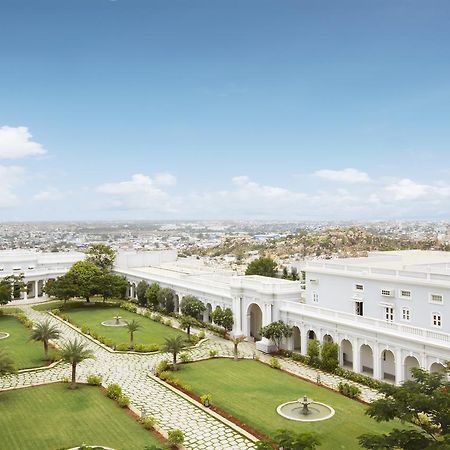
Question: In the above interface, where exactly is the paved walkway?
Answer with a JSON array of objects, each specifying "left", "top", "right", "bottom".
[{"left": 0, "top": 306, "right": 381, "bottom": 449}]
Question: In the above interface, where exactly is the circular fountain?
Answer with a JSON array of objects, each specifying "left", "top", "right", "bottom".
[
  {"left": 0, "top": 332, "right": 10, "bottom": 340},
  {"left": 101, "top": 315, "right": 127, "bottom": 327},
  {"left": 277, "top": 395, "right": 335, "bottom": 422}
]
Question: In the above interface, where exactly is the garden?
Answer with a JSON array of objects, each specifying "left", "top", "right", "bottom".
[
  {"left": 167, "top": 358, "right": 411, "bottom": 449},
  {"left": 0, "top": 314, "right": 57, "bottom": 369},
  {"left": 0, "top": 383, "right": 163, "bottom": 450}
]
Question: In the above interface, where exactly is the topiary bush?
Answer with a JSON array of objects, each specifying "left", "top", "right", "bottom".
[
  {"left": 155, "top": 359, "right": 170, "bottom": 376},
  {"left": 167, "top": 429, "right": 184, "bottom": 447},
  {"left": 86, "top": 374, "right": 103, "bottom": 386},
  {"left": 106, "top": 383, "right": 122, "bottom": 400},
  {"left": 337, "top": 381, "right": 361, "bottom": 399},
  {"left": 140, "top": 415, "right": 157, "bottom": 430},
  {"left": 269, "top": 357, "right": 281, "bottom": 369},
  {"left": 117, "top": 394, "right": 130, "bottom": 407}
]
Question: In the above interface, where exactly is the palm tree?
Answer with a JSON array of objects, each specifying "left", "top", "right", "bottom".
[
  {"left": 125, "top": 319, "right": 141, "bottom": 349},
  {"left": 161, "top": 335, "right": 186, "bottom": 371},
  {"left": 60, "top": 338, "right": 94, "bottom": 389},
  {"left": 0, "top": 349, "right": 15, "bottom": 376},
  {"left": 231, "top": 335, "right": 245, "bottom": 361},
  {"left": 30, "top": 320, "right": 61, "bottom": 360}
]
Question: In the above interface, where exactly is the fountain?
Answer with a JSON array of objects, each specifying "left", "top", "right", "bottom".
[
  {"left": 100, "top": 315, "right": 128, "bottom": 327},
  {"left": 276, "top": 394, "right": 335, "bottom": 422}
]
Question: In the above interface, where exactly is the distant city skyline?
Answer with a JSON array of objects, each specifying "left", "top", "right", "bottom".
[{"left": 0, "top": 1, "right": 449, "bottom": 221}]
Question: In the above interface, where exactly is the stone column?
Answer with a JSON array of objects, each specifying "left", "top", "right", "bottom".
[
  {"left": 35, "top": 280, "right": 39, "bottom": 298},
  {"left": 300, "top": 325, "right": 308, "bottom": 356},
  {"left": 373, "top": 344, "right": 382, "bottom": 380},
  {"left": 352, "top": 339, "right": 361, "bottom": 373},
  {"left": 231, "top": 296, "right": 243, "bottom": 336},
  {"left": 395, "top": 349, "right": 404, "bottom": 385}
]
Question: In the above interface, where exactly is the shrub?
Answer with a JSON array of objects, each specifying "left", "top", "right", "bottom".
[
  {"left": 117, "top": 394, "right": 130, "bottom": 407},
  {"left": 197, "top": 330, "right": 205, "bottom": 339},
  {"left": 140, "top": 415, "right": 157, "bottom": 430},
  {"left": 147, "top": 343, "right": 160, "bottom": 352},
  {"left": 115, "top": 343, "right": 130, "bottom": 351},
  {"left": 209, "top": 349, "right": 218, "bottom": 358},
  {"left": 270, "top": 357, "right": 281, "bottom": 369},
  {"left": 80, "top": 325, "right": 89, "bottom": 334},
  {"left": 106, "top": 383, "right": 122, "bottom": 400},
  {"left": 334, "top": 367, "right": 389, "bottom": 391},
  {"left": 158, "top": 371, "right": 174, "bottom": 382},
  {"left": 167, "top": 429, "right": 184, "bottom": 447},
  {"left": 152, "top": 314, "right": 162, "bottom": 323},
  {"left": 200, "top": 393, "right": 212, "bottom": 406},
  {"left": 320, "top": 341, "right": 339, "bottom": 372},
  {"left": 120, "top": 301, "right": 137, "bottom": 313},
  {"left": 189, "top": 334, "right": 200, "bottom": 345},
  {"left": 155, "top": 359, "right": 170, "bottom": 376},
  {"left": 179, "top": 352, "right": 191, "bottom": 363},
  {"left": 51, "top": 308, "right": 61, "bottom": 315},
  {"left": 338, "top": 381, "right": 361, "bottom": 399},
  {"left": 307, "top": 340, "right": 321, "bottom": 367},
  {"left": 90, "top": 331, "right": 99, "bottom": 340},
  {"left": 86, "top": 374, "right": 103, "bottom": 386},
  {"left": 164, "top": 319, "right": 172, "bottom": 327}
]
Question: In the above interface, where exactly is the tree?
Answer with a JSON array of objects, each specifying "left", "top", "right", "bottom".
[
  {"left": 157, "top": 288, "right": 175, "bottom": 314},
  {"left": 44, "top": 272, "right": 78, "bottom": 304},
  {"left": 307, "top": 339, "right": 320, "bottom": 367},
  {"left": 67, "top": 261, "right": 102, "bottom": 302},
  {"left": 320, "top": 341, "right": 339, "bottom": 371},
  {"left": 180, "top": 295, "right": 205, "bottom": 320},
  {"left": 281, "top": 266, "right": 289, "bottom": 279},
  {"left": 136, "top": 281, "right": 149, "bottom": 306},
  {"left": 60, "top": 338, "right": 94, "bottom": 389},
  {"left": 161, "top": 336, "right": 186, "bottom": 371},
  {"left": 260, "top": 320, "right": 293, "bottom": 351},
  {"left": 145, "top": 282, "right": 160, "bottom": 310},
  {"left": 274, "top": 429, "right": 321, "bottom": 449},
  {"left": 30, "top": 320, "right": 61, "bottom": 360},
  {"left": 0, "top": 349, "right": 15, "bottom": 376},
  {"left": 126, "top": 319, "right": 141, "bottom": 349},
  {"left": 0, "top": 274, "right": 26, "bottom": 305},
  {"left": 359, "top": 367, "right": 450, "bottom": 449},
  {"left": 94, "top": 273, "right": 128, "bottom": 302},
  {"left": 231, "top": 335, "right": 245, "bottom": 360},
  {"left": 211, "top": 307, "right": 234, "bottom": 337},
  {"left": 291, "top": 267, "right": 300, "bottom": 281},
  {"left": 179, "top": 315, "right": 197, "bottom": 339},
  {"left": 85, "top": 244, "right": 116, "bottom": 271},
  {"left": 245, "top": 256, "right": 278, "bottom": 278}
]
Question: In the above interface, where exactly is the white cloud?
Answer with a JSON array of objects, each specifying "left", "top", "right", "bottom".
[
  {"left": 154, "top": 172, "right": 177, "bottom": 187},
  {"left": 385, "top": 178, "right": 431, "bottom": 201},
  {"left": 33, "top": 188, "right": 66, "bottom": 202},
  {"left": 0, "top": 126, "right": 47, "bottom": 159},
  {"left": 97, "top": 173, "right": 177, "bottom": 211},
  {"left": 0, "top": 165, "right": 25, "bottom": 208},
  {"left": 314, "top": 168, "right": 371, "bottom": 183}
]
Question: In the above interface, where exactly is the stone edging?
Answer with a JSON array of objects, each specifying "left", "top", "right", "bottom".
[
  {"left": 18, "top": 359, "right": 63, "bottom": 374},
  {"left": 149, "top": 373, "right": 259, "bottom": 444},
  {"left": 0, "top": 380, "right": 62, "bottom": 392},
  {"left": 48, "top": 312, "right": 208, "bottom": 355}
]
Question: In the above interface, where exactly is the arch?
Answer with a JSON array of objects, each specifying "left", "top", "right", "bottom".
[
  {"left": 307, "top": 329, "right": 317, "bottom": 341},
  {"left": 292, "top": 326, "right": 301, "bottom": 352},
  {"left": 360, "top": 344, "right": 373, "bottom": 375},
  {"left": 430, "top": 362, "right": 446, "bottom": 374},
  {"left": 205, "top": 303, "right": 213, "bottom": 323},
  {"left": 404, "top": 356, "right": 420, "bottom": 381},
  {"left": 323, "top": 334, "right": 334, "bottom": 343},
  {"left": 247, "top": 303, "right": 263, "bottom": 341},
  {"left": 381, "top": 349, "right": 395, "bottom": 382},
  {"left": 341, "top": 339, "right": 353, "bottom": 370}
]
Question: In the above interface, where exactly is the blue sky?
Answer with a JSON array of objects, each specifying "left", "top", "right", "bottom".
[{"left": 0, "top": 0, "right": 449, "bottom": 221}]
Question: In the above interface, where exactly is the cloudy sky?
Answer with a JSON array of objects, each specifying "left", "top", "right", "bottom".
[{"left": 0, "top": 0, "right": 449, "bottom": 221}]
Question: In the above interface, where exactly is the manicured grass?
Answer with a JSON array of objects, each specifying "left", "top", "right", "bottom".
[
  {"left": 63, "top": 305, "right": 186, "bottom": 348},
  {"left": 174, "top": 359, "right": 410, "bottom": 449},
  {"left": 0, "top": 383, "right": 162, "bottom": 450},
  {"left": 0, "top": 315, "right": 57, "bottom": 369}
]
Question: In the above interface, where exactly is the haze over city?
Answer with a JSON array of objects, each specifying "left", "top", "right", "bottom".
[{"left": 1, "top": 0, "right": 449, "bottom": 222}]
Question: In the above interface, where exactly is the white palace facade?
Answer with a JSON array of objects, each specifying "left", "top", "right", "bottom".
[{"left": 1, "top": 249, "right": 449, "bottom": 385}]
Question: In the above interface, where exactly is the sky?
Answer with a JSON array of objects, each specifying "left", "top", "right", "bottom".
[{"left": 0, "top": 0, "right": 449, "bottom": 221}]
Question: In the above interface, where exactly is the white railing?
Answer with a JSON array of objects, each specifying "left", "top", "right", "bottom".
[{"left": 279, "top": 300, "right": 450, "bottom": 345}]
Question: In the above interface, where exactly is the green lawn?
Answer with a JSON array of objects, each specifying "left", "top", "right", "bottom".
[
  {"left": 0, "top": 383, "right": 163, "bottom": 450},
  {"left": 174, "top": 359, "right": 410, "bottom": 449},
  {"left": 0, "top": 315, "right": 57, "bottom": 369},
  {"left": 63, "top": 305, "right": 186, "bottom": 348}
]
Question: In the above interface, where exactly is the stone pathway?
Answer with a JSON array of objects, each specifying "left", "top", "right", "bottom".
[
  {"left": 0, "top": 305, "right": 381, "bottom": 449},
  {"left": 1, "top": 306, "right": 255, "bottom": 450}
]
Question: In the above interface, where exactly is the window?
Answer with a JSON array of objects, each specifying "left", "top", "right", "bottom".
[
  {"left": 355, "top": 284, "right": 364, "bottom": 291},
  {"left": 381, "top": 289, "right": 392, "bottom": 297},
  {"left": 401, "top": 308, "right": 410, "bottom": 321},
  {"left": 355, "top": 301, "right": 363, "bottom": 316},
  {"left": 432, "top": 313, "right": 442, "bottom": 327},
  {"left": 385, "top": 307, "right": 394, "bottom": 322},
  {"left": 313, "top": 292, "right": 319, "bottom": 303},
  {"left": 400, "top": 290, "right": 411, "bottom": 299},
  {"left": 430, "top": 294, "right": 443, "bottom": 304}
]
